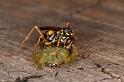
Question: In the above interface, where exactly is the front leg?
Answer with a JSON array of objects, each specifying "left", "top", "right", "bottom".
[
  {"left": 65, "top": 41, "right": 73, "bottom": 50},
  {"left": 33, "top": 36, "right": 42, "bottom": 49},
  {"left": 17, "top": 26, "right": 46, "bottom": 54}
]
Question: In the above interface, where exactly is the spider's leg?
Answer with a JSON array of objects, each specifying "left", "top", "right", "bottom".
[
  {"left": 66, "top": 22, "right": 70, "bottom": 28},
  {"left": 57, "top": 36, "right": 62, "bottom": 47},
  {"left": 34, "top": 36, "right": 42, "bottom": 48},
  {"left": 66, "top": 41, "right": 73, "bottom": 50},
  {"left": 17, "top": 26, "right": 46, "bottom": 54}
]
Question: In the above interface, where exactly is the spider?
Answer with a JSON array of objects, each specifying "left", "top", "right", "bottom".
[{"left": 18, "top": 23, "right": 78, "bottom": 68}]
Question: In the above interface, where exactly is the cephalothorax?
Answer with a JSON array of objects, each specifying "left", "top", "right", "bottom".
[{"left": 19, "top": 23, "right": 78, "bottom": 68}]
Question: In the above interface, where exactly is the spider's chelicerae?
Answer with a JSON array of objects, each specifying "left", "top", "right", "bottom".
[{"left": 19, "top": 23, "right": 78, "bottom": 68}]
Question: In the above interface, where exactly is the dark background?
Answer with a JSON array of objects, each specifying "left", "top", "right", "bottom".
[{"left": 0, "top": 0, "right": 124, "bottom": 82}]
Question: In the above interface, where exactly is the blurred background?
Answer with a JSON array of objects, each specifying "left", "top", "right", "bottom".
[{"left": 0, "top": 0, "right": 124, "bottom": 82}]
